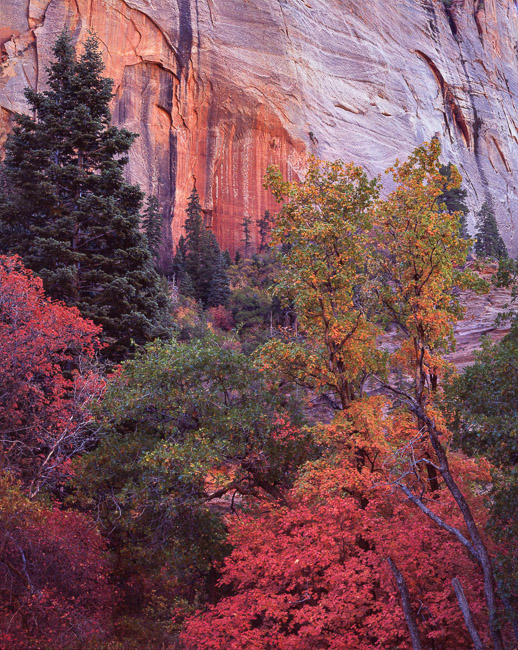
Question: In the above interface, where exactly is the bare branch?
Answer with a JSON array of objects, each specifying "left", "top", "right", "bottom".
[{"left": 395, "top": 484, "right": 480, "bottom": 561}]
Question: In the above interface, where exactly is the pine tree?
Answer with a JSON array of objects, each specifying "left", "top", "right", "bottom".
[
  {"left": 171, "top": 236, "right": 194, "bottom": 298},
  {"left": 475, "top": 200, "right": 508, "bottom": 259},
  {"left": 183, "top": 187, "right": 225, "bottom": 306},
  {"left": 184, "top": 188, "right": 207, "bottom": 302},
  {"left": 438, "top": 163, "right": 469, "bottom": 239},
  {"left": 142, "top": 195, "right": 163, "bottom": 266},
  {"left": 0, "top": 30, "right": 171, "bottom": 359},
  {"left": 172, "top": 235, "right": 187, "bottom": 280},
  {"left": 207, "top": 254, "right": 231, "bottom": 307},
  {"left": 256, "top": 210, "right": 273, "bottom": 252},
  {"left": 242, "top": 216, "right": 252, "bottom": 257},
  {"left": 222, "top": 250, "right": 232, "bottom": 268},
  {"left": 179, "top": 270, "right": 196, "bottom": 299}
]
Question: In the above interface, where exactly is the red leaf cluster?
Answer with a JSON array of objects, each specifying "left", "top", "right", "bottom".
[
  {"left": 0, "top": 476, "right": 112, "bottom": 649},
  {"left": 0, "top": 256, "right": 104, "bottom": 494},
  {"left": 183, "top": 407, "right": 491, "bottom": 649}
]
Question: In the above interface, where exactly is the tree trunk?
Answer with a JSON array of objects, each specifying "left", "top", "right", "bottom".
[
  {"left": 452, "top": 577, "right": 485, "bottom": 650},
  {"left": 380, "top": 377, "right": 505, "bottom": 650},
  {"left": 387, "top": 557, "right": 423, "bottom": 650},
  {"left": 424, "top": 415, "right": 504, "bottom": 650}
]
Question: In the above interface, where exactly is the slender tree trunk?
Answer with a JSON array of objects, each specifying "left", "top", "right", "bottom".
[
  {"left": 423, "top": 414, "right": 504, "bottom": 650},
  {"left": 407, "top": 334, "right": 505, "bottom": 650},
  {"left": 452, "top": 577, "right": 485, "bottom": 650},
  {"left": 380, "top": 376, "right": 505, "bottom": 650},
  {"left": 387, "top": 557, "right": 423, "bottom": 650}
]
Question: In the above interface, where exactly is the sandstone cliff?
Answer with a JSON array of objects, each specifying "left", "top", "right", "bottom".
[{"left": 1, "top": 0, "right": 518, "bottom": 255}]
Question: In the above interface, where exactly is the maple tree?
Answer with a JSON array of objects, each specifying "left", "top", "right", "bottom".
[
  {"left": 182, "top": 142, "right": 514, "bottom": 649},
  {"left": 0, "top": 474, "right": 112, "bottom": 649},
  {"left": 0, "top": 255, "right": 104, "bottom": 496},
  {"left": 260, "top": 158, "right": 383, "bottom": 409},
  {"left": 373, "top": 142, "right": 507, "bottom": 649},
  {"left": 374, "top": 142, "right": 479, "bottom": 410},
  {"left": 182, "top": 400, "right": 494, "bottom": 649}
]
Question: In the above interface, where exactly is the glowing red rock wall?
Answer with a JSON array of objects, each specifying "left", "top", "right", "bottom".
[{"left": 1, "top": 0, "right": 518, "bottom": 255}]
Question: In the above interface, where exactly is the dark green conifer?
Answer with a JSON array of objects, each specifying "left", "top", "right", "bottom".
[
  {"left": 475, "top": 201, "right": 508, "bottom": 259},
  {"left": 222, "top": 250, "right": 232, "bottom": 268},
  {"left": 242, "top": 216, "right": 252, "bottom": 257},
  {"left": 172, "top": 235, "right": 187, "bottom": 280},
  {"left": 0, "top": 30, "right": 171, "bottom": 359},
  {"left": 207, "top": 254, "right": 231, "bottom": 307},
  {"left": 438, "top": 163, "right": 469, "bottom": 239},
  {"left": 179, "top": 270, "right": 196, "bottom": 299},
  {"left": 184, "top": 188, "right": 208, "bottom": 302},
  {"left": 256, "top": 210, "right": 273, "bottom": 252},
  {"left": 183, "top": 188, "right": 226, "bottom": 306},
  {"left": 142, "top": 195, "right": 163, "bottom": 266}
]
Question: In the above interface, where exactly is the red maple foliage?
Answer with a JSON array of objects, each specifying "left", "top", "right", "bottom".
[
  {"left": 0, "top": 255, "right": 104, "bottom": 495},
  {"left": 208, "top": 305, "right": 234, "bottom": 331},
  {"left": 182, "top": 400, "right": 494, "bottom": 649},
  {"left": 0, "top": 475, "right": 113, "bottom": 649}
]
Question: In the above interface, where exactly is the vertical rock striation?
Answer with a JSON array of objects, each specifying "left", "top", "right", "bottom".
[{"left": 1, "top": 0, "right": 518, "bottom": 255}]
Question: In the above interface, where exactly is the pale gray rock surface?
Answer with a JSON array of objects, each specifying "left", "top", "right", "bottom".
[{"left": 1, "top": 0, "right": 518, "bottom": 254}]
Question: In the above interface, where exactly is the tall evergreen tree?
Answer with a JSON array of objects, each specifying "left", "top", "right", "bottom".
[
  {"left": 171, "top": 235, "right": 187, "bottom": 281},
  {"left": 172, "top": 235, "right": 195, "bottom": 298},
  {"left": 184, "top": 188, "right": 207, "bottom": 302},
  {"left": 142, "top": 195, "right": 163, "bottom": 266},
  {"left": 0, "top": 30, "right": 171, "bottom": 359},
  {"left": 179, "top": 269, "right": 196, "bottom": 299},
  {"left": 207, "top": 253, "right": 231, "bottom": 307},
  {"left": 438, "top": 163, "right": 469, "bottom": 239},
  {"left": 222, "top": 250, "right": 232, "bottom": 268},
  {"left": 183, "top": 188, "right": 228, "bottom": 306},
  {"left": 256, "top": 209, "right": 273, "bottom": 252},
  {"left": 242, "top": 215, "right": 252, "bottom": 257},
  {"left": 475, "top": 200, "right": 508, "bottom": 259}
]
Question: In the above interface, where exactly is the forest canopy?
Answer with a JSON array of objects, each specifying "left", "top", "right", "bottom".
[{"left": 0, "top": 29, "right": 516, "bottom": 650}]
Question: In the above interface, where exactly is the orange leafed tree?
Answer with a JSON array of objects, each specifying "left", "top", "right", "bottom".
[
  {"left": 182, "top": 142, "right": 514, "bottom": 648},
  {"left": 373, "top": 142, "right": 505, "bottom": 649},
  {"left": 257, "top": 159, "right": 383, "bottom": 410}
]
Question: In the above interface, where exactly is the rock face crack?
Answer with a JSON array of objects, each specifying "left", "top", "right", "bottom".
[
  {"left": 415, "top": 50, "right": 471, "bottom": 149},
  {"left": 177, "top": 0, "right": 193, "bottom": 75},
  {"left": 474, "top": 0, "right": 484, "bottom": 38},
  {"left": 442, "top": 1, "right": 458, "bottom": 37}
]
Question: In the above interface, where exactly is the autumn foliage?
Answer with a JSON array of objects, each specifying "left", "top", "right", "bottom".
[
  {"left": 182, "top": 401, "right": 493, "bottom": 649},
  {"left": 0, "top": 142, "right": 514, "bottom": 649},
  {"left": 0, "top": 475, "right": 112, "bottom": 649},
  {"left": 0, "top": 255, "right": 104, "bottom": 495},
  {"left": 182, "top": 143, "right": 514, "bottom": 649}
]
